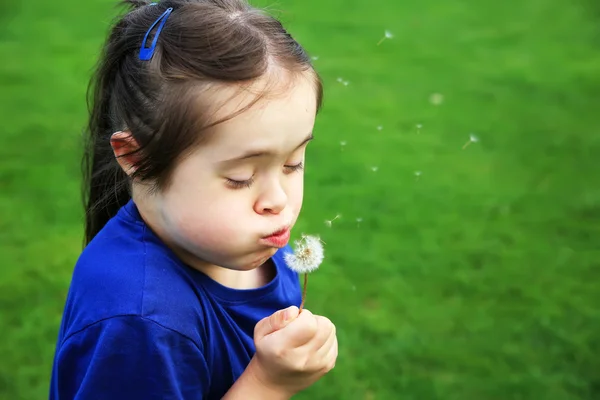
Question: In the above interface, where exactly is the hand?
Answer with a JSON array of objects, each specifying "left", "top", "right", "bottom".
[{"left": 249, "top": 306, "right": 338, "bottom": 397}]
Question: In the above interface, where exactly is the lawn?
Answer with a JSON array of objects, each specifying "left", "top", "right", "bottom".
[{"left": 1, "top": 0, "right": 599, "bottom": 399}]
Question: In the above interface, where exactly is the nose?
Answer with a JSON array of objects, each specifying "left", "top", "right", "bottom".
[{"left": 254, "top": 178, "right": 287, "bottom": 215}]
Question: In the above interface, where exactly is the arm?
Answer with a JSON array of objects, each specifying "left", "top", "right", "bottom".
[
  {"left": 222, "top": 357, "right": 291, "bottom": 400},
  {"left": 51, "top": 316, "right": 209, "bottom": 399}
]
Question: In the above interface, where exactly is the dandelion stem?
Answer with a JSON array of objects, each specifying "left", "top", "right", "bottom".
[
  {"left": 462, "top": 140, "right": 471, "bottom": 149},
  {"left": 377, "top": 37, "right": 385, "bottom": 46},
  {"left": 299, "top": 273, "right": 308, "bottom": 313}
]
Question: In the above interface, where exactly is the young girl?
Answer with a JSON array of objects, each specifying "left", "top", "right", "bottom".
[{"left": 49, "top": 0, "right": 338, "bottom": 398}]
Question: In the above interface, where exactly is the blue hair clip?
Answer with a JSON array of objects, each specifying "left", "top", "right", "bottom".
[{"left": 139, "top": 7, "right": 173, "bottom": 61}]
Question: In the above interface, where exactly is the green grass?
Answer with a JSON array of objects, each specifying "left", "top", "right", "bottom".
[{"left": 1, "top": 0, "right": 599, "bottom": 398}]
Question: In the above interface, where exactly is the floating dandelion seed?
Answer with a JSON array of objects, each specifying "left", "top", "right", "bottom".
[
  {"left": 377, "top": 125, "right": 383, "bottom": 131},
  {"left": 416, "top": 123, "right": 423, "bottom": 134},
  {"left": 356, "top": 217, "right": 363, "bottom": 227},
  {"left": 325, "top": 214, "right": 341, "bottom": 227},
  {"left": 415, "top": 170, "right": 422, "bottom": 180},
  {"left": 342, "top": 80, "right": 349, "bottom": 86},
  {"left": 429, "top": 93, "right": 444, "bottom": 105},
  {"left": 336, "top": 77, "right": 343, "bottom": 83},
  {"left": 377, "top": 30, "right": 393, "bottom": 46},
  {"left": 311, "top": 56, "right": 319, "bottom": 61},
  {"left": 462, "top": 133, "right": 479, "bottom": 149},
  {"left": 284, "top": 235, "right": 325, "bottom": 312},
  {"left": 371, "top": 166, "right": 379, "bottom": 172}
]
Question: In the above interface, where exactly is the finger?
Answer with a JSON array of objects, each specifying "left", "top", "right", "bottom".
[
  {"left": 275, "top": 308, "right": 318, "bottom": 347},
  {"left": 311, "top": 316, "right": 334, "bottom": 351},
  {"left": 311, "top": 321, "right": 336, "bottom": 366},
  {"left": 254, "top": 306, "right": 299, "bottom": 341},
  {"left": 321, "top": 335, "right": 338, "bottom": 373}
]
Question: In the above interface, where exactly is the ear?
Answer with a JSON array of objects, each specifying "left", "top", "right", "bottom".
[{"left": 110, "top": 131, "right": 140, "bottom": 176}]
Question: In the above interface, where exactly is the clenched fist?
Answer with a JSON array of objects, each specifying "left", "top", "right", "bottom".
[{"left": 250, "top": 306, "right": 338, "bottom": 397}]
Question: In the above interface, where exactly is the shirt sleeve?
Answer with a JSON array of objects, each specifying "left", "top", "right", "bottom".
[{"left": 51, "top": 315, "right": 210, "bottom": 400}]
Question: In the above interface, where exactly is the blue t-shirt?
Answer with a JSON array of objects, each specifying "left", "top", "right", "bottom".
[{"left": 49, "top": 200, "right": 302, "bottom": 399}]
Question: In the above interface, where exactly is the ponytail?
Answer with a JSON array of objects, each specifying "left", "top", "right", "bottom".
[
  {"left": 82, "top": 136, "right": 131, "bottom": 246},
  {"left": 82, "top": 18, "right": 132, "bottom": 245}
]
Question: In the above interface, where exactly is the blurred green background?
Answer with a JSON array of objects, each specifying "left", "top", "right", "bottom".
[{"left": 1, "top": 0, "right": 599, "bottom": 398}]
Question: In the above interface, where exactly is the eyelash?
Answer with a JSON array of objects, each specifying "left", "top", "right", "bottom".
[{"left": 226, "top": 162, "right": 304, "bottom": 189}]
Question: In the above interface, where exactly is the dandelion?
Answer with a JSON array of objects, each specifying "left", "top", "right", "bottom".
[
  {"left": 336, "top": 77, "right": 343, "bottom": 83},
  {"left": 462, "top": 133, "right": 479, "bottom": 149},
  {"left": 311, "top": 56, "right": 319, "bottom": 61},
  {"left": 416, "top": 123, "right": 422, "bottom": 134},
  {"left": 325, "top": 214, "right": 341, "bottom": 227},
  {"left": 342, "top": 80, "right": 349, "bottom": 86},
  {"left": 415, "top": 170, "right": 422, "bottom": 180},
  {"left": 284, "top": 234, "right": 325, "bottom": 311},
  {"left": 377, "top": 125, "right": 383, "bottom": 131},
  {"left": 356, "top": 217, "right": 363, "bottom": 227},
  {"left": 429, "top": 93, "right": 444, "bottom": 105},
  {"left": 377, "top": 30, "right": 393, "bottom": 46},
  {"left": 371, "top": 166, "right": 379, "bottom": 172}
]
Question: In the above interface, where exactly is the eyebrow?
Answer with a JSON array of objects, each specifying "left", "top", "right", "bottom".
[{"left": 221, "top": 132, "right": 314, "bottom": 164}]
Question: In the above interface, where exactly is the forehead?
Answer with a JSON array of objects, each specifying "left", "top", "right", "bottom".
[{"left": 199, "top": 71, "right": 318, "bottom": 157}]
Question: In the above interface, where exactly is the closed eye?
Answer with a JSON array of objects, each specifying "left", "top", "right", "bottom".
[
  {"left": 284, "top": 162, "right": 304, "bottom": 173},
  {"left": 225, "top": 162, "right": 304, "bottom": 190},
  {"left": 225, "top": 176, "right": 255, "bottom": 189}
]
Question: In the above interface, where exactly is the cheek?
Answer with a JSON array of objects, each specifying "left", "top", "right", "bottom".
[
  {"left": 162, "top": 184, "right": 254, "bottom": 247},
  {"left": 288, "top": 173, "right": 304, "bottom": 210},
  {"left": 165, "top": 191, "right": 242, "bottom": 240}
]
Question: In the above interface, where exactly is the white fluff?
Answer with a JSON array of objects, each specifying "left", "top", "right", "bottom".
[{"left": 284, "top": 235, "right": 324, "bottom": 274}]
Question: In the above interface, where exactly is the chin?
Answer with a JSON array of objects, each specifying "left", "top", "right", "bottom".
[{"left": 238, "top": 248, "right": 277, "bottom": 270}]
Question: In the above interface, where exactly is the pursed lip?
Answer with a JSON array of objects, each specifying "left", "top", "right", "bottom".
[
  {"left": 263, "top": 225, "right": 291, "bottom": 238},
  {"left": 260, "top": 225, "right": 292, "bottom": 248}
]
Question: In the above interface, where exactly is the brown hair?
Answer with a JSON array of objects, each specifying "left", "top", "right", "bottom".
[{"left": 83, "top": 0, "right": 323, "bottom": 245}]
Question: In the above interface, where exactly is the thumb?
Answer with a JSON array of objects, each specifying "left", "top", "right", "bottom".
[{"left": 254, "top": 305, "right": 299, "bottom": 341}]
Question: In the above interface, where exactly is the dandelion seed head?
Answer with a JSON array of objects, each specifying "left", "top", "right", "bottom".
[
  {"left": 311, "top": 56, "right": 319, "bottom": 61},
  {"left": 356, "top": 217, "right": 363, "bottom": 222},
  {"left": 340, "top": 141, "right": 347, "bottom": 146},
  {"left": 377, "top": 125, "right": 383, "bottom": 131},
  {"left": 470, "top": 133, "right": 479, "bottom": 143},
  {"left": 415, "top": 170, "right": 422, "bottom": 176},
  {"left": 371, "top": 166, "right": 379, "bottom": 172},
  {"left": 342, "top": 81, "right": 349, "bottom": 86},
  {"left": 416, "top": 124, "right": 423, "bottom": 129},
  {"left": 284, "top": 235, "right": 324, "bottom": 274},
  {"left": 385, "top": 30, "right": 393, "bottom": 39},
  {"left": 337, "top": 77, "right": 343, "bottom": 82}
]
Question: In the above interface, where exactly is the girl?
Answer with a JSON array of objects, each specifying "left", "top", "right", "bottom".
[{"left": 49, "top": 0, "right": 338, "bottom": 399}]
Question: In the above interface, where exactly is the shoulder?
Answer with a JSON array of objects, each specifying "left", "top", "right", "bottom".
[
  {"left": 52, "top": 315, "right": 210, "bottom": 399},
  {"left": 60, "top": 204, "right": 209, "bottom": 346},
  {"left": 60, "top": 314, "right": 204, "bottom": 354}
]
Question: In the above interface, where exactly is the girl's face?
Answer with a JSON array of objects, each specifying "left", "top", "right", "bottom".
[{"left": 135, "top": 73, "right": 318, "bottom": 275}]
